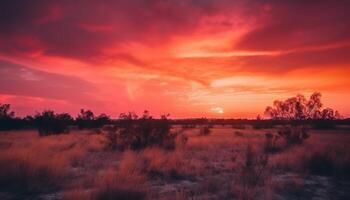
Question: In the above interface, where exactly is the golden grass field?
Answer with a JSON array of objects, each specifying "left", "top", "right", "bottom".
[{"left": 0, "top": 126, "right": 349, "bottom": 200}]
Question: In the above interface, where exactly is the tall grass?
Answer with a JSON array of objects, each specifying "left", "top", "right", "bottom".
[
  {"left": 118, "top": 148, "right": 191, "bottom": 180},
  {"left": 0, "top": 131, "right": 104, "bottom": 197}
]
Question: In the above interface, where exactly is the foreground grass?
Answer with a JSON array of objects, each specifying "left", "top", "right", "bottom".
[{"left": 0, "top": 127, "right": 349, "bottom": 199}]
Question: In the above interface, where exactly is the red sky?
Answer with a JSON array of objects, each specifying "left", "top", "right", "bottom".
[{"left": 0, "top": 0, "right": 349, "bottom": 118}]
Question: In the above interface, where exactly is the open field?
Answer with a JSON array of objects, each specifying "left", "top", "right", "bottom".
[{"left": 0, "top": 126, "right": 349, "bottom": 200}]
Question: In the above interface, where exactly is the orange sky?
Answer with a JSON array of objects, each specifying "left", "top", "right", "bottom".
[{"left": 0, "top": 0, "right": 349, "bottom": 118}]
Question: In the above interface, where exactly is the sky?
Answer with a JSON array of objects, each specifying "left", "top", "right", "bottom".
[{"left": 0, "top": 0, "right": 349, "bottom": 118}]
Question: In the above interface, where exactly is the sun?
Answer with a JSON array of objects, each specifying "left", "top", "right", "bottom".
[{"left": 211, "top": 107, "right": 224, "bottom": 114}]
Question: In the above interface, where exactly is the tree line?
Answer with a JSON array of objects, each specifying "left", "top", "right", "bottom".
[
  {"left": 0, "top": 92, "right": 347, "bottom": 134},
  {"left": 0, "top": 106, "right": 111, "bottom": 133}
]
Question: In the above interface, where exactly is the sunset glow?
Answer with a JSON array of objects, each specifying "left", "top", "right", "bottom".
[{"left": 0, "top": 0, "right": 349, "bottom": 118}]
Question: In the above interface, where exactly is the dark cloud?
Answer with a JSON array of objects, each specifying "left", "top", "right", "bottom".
[
  {"left": 236, "top": 0, "right": 350, "bottom": 51},
  {"left": 234, "top": 46, "right": 350, "bottom": 73},
  {"left": 0, "top": 0, "right": 218, "bottom": 62},
  {"left": 0, "top": 1, "right": 349, "bottom": 74},
  {"left": 0, "top": 60, "right": 99, "bottom": 104}
]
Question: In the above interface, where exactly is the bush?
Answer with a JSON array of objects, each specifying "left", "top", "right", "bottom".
[
  {"left": 76, "top": 109, "right": 110, "bottom": 129},
  {"left": 199, "top": 126, "right": 211, "bottom": 136},
  {"left": 104, "top": 111, "right": 179, "bottom": 151},
  {"left": 234, "top": 145, "right": 269, "bottom": 200},
  {"left": 0, "top": 103, "right": 24, "bottom": 130},
  {"left": 264, "top": 132, "right": 282, "bottom": 153},
  {"left": 104, "top": 125, "right": 119, "bottom": 150},
  {"left": 277, "top": 126, "right": 309, "bottom": 146},
  {"left": 34, "top": 111, "right": 72, "bottom": 136}
]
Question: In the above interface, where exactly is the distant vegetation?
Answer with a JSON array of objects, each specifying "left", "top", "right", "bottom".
[
  {"left": 34, "top": 110, "right": 73, "bottom": 136},
  {"left": 76, "top": 109, "right": 110, "bottom": 130},
  {"left": 199, "top": 126, "right": 211, "bottom": 136},
  {"left": 0, "top": 92, "right": 348, "bottom": 136}
]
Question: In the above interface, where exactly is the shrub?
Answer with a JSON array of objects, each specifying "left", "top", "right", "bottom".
[
  {"left": 34, "top": 110, "right": 72, "bottom": 136},
  {"left": 234, "top": 145, "right": 269, "bottom": 200},
  {"left": 76, "top": 109, "right": 111, "bottom": 129},
  {"left": 264, "top": 133, "right": 282, "bottom": 153},
  {"left": 199, "top": 126, "right": 211, "bottom": 136},
  {"left": 277, "top": 126, "right": 309, "bottom": 146},
  {"left": 103, "top": 125, "right": 119, "bottom": 150},
  {"left": 104, "top": 111, "right": 179, "bottom": 151},
  {"left": 0, "top": 103, "right": 23, "bottom": 130},
  {"left": 175, "top": 131, "right": 188, "bottom": 149}
]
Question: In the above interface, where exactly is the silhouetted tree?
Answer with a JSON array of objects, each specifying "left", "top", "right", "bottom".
[
  {"left": 76, "top": 109, "right": 95, "bottom": 129},
  {"left": 95, "top": 113, "right": 111, "bottom": 128},
  {"left": 264, "top": 92, "right": 340, "bottom": 120},
  {"left": 0, "top": 103, "right": 15, "bottom": 119},
  {"left": 264, "top": 92, "right": 341, "bottom": 139},
  {"left": 0, "top": 103, "right": 21, "bottom": 130}
]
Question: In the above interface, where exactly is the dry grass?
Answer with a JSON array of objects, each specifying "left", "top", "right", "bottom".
[
  {"left": 64, "top": 169, "right": 147, "bottom": 200},
  {"left": 0, "top": 127, "right": 349, "bottom": 200},
  {"left": 118, "top": 148, "right": 191, "bottom": 180},
  {"left": 91, "top": 169, "right": 147, "bottom": 200},
  {"left": 0, "top": 130, "right": 104, "bottom": 197},
  {"left": 270, "top": 130, "right": 350, "bottom": 177}
]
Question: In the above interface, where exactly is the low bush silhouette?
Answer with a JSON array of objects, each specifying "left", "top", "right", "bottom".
[
  {"left": 104, "top": 125, "right": 119, "bottom": 150},
  {"left": 264, "top": 132, "right": 282, "bottom": 153},
  {"left": 277, "top": 126, "right": 309, "bottom": 146},
  {"left": 104, "top": 111, "right": 179, "bottom": 151},
  {"left": 76, "top": 109, "right": 110, "bottom": 129},
  {"left": 0, "top": 103, "right": 23, "bottom": 130},
  {"left": 264, "top": 126, "right": 309, "bottom": 153},
  {"left": 34, "top": 110, "right": 73, "bottom": 136},
  {"left": 199, "top": 126, "right": 211, "bottom": 136}
]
